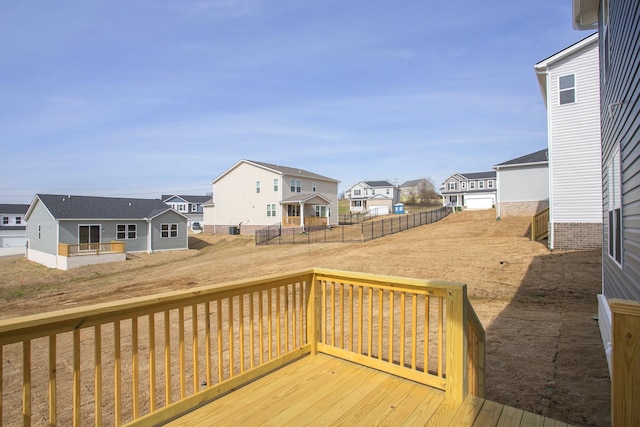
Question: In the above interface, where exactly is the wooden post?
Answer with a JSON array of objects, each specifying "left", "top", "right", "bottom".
[
  {"left": 445, "top": 285, "right": 468, "bottom": 402},
  {"left": 610, "top": 299, "right": 640, "bottom": 427},
  {"left": 58, "top": 243, "right": 69, "bottom": 257},
  {"left": 307, "top": 273, "right": 318, "bottom": 355}
]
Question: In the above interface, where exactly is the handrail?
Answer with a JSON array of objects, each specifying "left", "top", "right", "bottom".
[
  {"left": 0, "top": 268, "right": 485, "bottom": 425},
  {"left": 58, "top": 241, "right": 126, "bottom": 257},
  {"left": 531, "top": 208, "right": 549, "bottom": 241}
]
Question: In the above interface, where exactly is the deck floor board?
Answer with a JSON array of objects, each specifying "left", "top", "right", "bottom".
[{"left": 164, "top": 354, "right": 570, "bottom": 427}]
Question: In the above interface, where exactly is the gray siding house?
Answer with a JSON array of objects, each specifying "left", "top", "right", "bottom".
[
  {"left": 441, "top": 172, "right": 497, "bottom": 210},
  {"left": 493, "top": 149, "right": 549, "bottom": 218},
  {"left": 25, "top": 194, "right": 188, "bottom": 270},
  {"left": 574, "top": 0, "right": 640, "bottom": 409},
  {"left": 162, "top": 195, "right": 210, "bottom": 228}
]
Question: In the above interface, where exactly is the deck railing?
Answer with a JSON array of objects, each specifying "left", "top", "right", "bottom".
[
  {"left": 0, "top": 268, "right": 484, "bottom": 426},
  {"left": 531, "top": 208, "right": 549, "bottom": 241},
  {"left": 58, "top": 241, "right": 126, "bottom": 257}
]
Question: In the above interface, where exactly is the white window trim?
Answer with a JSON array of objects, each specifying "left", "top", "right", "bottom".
[
  {"left": 558, "top": 73, "right": 576, "bottom": 105},
  {"left": 607, "top": 148, "right": 622, "bottom": 266}
]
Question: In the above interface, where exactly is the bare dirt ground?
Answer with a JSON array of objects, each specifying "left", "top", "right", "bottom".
[{"left": 0, "top": 209, "right": 609, "bottom": 426}]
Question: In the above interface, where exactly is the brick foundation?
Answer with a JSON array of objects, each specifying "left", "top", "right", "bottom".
[
  {"left": 552, "top": 222, "right": 602, "bottom": 250},
  {"left": 498, "top": 201, "right": 549, "bottom": 217}
]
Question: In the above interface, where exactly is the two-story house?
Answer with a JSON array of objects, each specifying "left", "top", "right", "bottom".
[
  {"left": 345, "top": 181, "right": 398, "bottom": 215},
  {"left": 162, "top": 195, "right": 210, "bottom": 229},
  {"left": 0, "top": 203, "right": 29, "bottom": 256},
  {"left": 204, "top": 160, "right": 339, "bottom": 235},
  {"left": 440, "top": 172, "right": 497, "bottom": 210},
  {"left": 534, "top": 33, "right": 601, "bottom": 250}
]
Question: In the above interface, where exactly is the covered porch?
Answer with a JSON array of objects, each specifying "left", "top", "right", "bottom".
[{"left": 281, "top": 193, "right": 332, "bottom": 228}]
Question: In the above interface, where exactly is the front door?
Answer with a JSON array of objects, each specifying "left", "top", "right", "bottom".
[{"left": 79, "top": 225, "right": 101, "bottom": 249}]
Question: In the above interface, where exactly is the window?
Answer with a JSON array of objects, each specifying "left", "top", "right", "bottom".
[
  {"left": 38, "top": 225, "right": 41, "bottom": 239},
  {"left": 161, "top": 223, "right": 178, "bottom": 238},
  {"left": 386, "top": 188, "right": 390, "bottom": 195},
  {"left": 469, "top": 181, "right": 475, "bottom": 190},
  {"left": 274, "top": 178, "right": 279, "bottom": 192},
  {"left": 117, "top": 224, "right": 137, "bottom": 240},
  {"left": 461, "top": 182, "right": 466, "bottom": 189},
  {"left": 448, "top": 182, "right": 457, "bottom": 191},
  {"left": 354, "top": 189, "right": 361, "bottom": 196},
  {"left": 353, "top": 200, "right": 362, "bottom": 207},
  {"left": 256, "top": 181, "right": 261, "bottom": 193},
  {"left": 312, "top": 182, "right": 317, "bottom": 192},
  {"left": 191, "top": 204, "right": 198, "bottom": 212},
  {"left": 287, "top": 204, "right": 300, "bottom": 217},
  {"left": 267, "top": 204, "right": 276, "bottom": 217},
  {"left": 608, "top": 149, "right": 622, "bottom": 264},
  {"left": 290, "top": 179, "right": 301, "bottom": 193},
  {"left": 2, "top": 217, "right": 8, "bottom": 225},
  {"left": 315, "top": 206, "right": 327, "bottom": 217},
  {"left": 478, "top": 181, "right": 484, "bottom": 189},
  {"left": 559, "top": 74, "right": 576, "bottom": 105},
  {"left": 488, "top": 180, "right": 494, "bottom": 189}
]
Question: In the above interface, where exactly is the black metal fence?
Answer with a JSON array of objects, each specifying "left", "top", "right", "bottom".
[{"left": 255, "top": 206, "right": 451, "bottom": 245}]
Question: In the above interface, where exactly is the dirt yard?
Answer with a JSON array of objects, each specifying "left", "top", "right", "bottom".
[{"left": 0, "top": 209, "right": 609, "bottom": 426}]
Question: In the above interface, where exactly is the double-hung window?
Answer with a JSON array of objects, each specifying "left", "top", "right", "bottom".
[
  {"left": 256, "top": 181, "right": 261, "bottom": 193},
  {"left": 478, "top": 181, "right": 484, "bottom": 189},
  {"left": 448, "top": 182, "right": 457, "bottom": 191},
  {"left": 469, "top": 181, "right": 475, "bottom": 190},
  {"left": 290, "top": 179, "right": 301, "bottom": 193},
  {"left": 559, "top": 74, "right": 576, "bottom": 105},
  {"left": 161, "top": 223, "right": 178, "bottom": 238},
  {"left": 267, "top": 204, "right": 276, "bottom": 217},
  {"left": 274, "top": 178, "right": 279, "bottom": 192},
  {"left": 608, "top": 149, "right": 622, "bottom": 264},
  {"left": 117, "top": 224, "right": 137, "bottom": 240},
  {"left": 315, "top": 206, "right": 327, "bottom": 217}
]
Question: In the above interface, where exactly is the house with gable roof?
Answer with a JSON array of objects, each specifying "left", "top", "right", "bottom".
[
  {"left": 345, "top": 180, "right": 399, "bottom": 215},
  {"left": 492, "top": 149, "right": 549, "bottom": 218},
  {"left": 204, "top": 160, "right": 339, "bottom": 235},
  {"left": 162, "top": 195, "right": 210, "bottom": 228},
  {"left": 24, "top": 194, "right": 188, "bottom": 270},
  {"left": 534, "top": 33, "right": 601, "bottom": 250},
  {"left": 440, "top": 171, "right": 496, "bottom": 210},
  {"left": 0, "top": 203, "right": 30, "bottom": 256}
]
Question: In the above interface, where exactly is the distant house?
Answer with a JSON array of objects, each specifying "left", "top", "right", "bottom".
[
  {"left": 162, "top": 195, "right": 210, "bottom": 228},
  {"left": 398, "top": 179, "right": 436, "bottom": 204},
  {"left": 573, "top": 0, "right": 640, "bottom": 383},
  {"left": 534, "top": 33, "right": 601, "bottom": 250},
  {"left": 0, "top": 203, "right": 29, "bottom": 256},
  {"left": 492, "top": 149, "right": 549, "bottom": 217},
  {"left": 204, "top": 160, "right": 339, "bottom": 235},
  {"left": 345, "top": 181, "right": 399, "bottom": 215},
  {"left": 25, "top": 194, "right": 188, "bottom": 270},
  {"left": 440, "top": 172, "right": 496, "bottom": 210}
]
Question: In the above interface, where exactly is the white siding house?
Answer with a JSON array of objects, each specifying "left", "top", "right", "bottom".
[
  {"left": 204, "top": 160, "right": 339, "bottom": 235},
  {"left": 345, "top": 181, "right": 398, "bottom": 215},
  {"left": 534, "top": 33, "right": 601, "bottom": 250}
]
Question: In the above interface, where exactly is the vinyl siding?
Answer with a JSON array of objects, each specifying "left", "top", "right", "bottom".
[
  {"left": 25, "top": 200, "right": 57, "bottom": 255},
  {"left": 601, "top": 0, "right": 640, "bottom": 302},
  {"left": 58, "top": 220, "right": 151, "bottom": 252},
  {"left": 497, "top": 165, "right": 549, "bottom": 202},
  {"left": 548, "top": 39, "right": 602, "bottom": 223},
  {"left": 151, "top": 210, "right": 189, "bottom": 252}
]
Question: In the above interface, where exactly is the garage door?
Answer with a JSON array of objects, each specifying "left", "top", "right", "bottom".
[{"left": 465, "top": 196, "right": 494, "bottom": 210}]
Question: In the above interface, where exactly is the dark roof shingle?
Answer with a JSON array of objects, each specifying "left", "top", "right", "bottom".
[{"left": 34, "top": 194, "right": 175, "bottom": 220}]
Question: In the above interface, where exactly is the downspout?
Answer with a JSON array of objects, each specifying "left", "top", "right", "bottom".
[
  {"left": 146, "top": 218, "right": 153, "bottom": 254},
  {"left": 536, "top": 66, "right": 554, "bottom": 250}
]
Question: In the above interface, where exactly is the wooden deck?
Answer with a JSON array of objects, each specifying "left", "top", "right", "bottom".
[{"left": 165, "top": 354, "right": 570, "bottom": 427}]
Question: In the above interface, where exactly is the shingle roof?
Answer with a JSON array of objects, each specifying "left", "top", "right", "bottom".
[
  {"left": 0, "top": 204, "right": 30, "bottom": 214},
  {"left": 399, "top": 179, "right": 423, "bottom": 187},
  {"left": 364, "top": 180, "right": 393, "bottom": 187},
  {"left": 247, "top": 160, "right": 339, "bottom": 183},
  {"left": 33, "top": 194, "right": 176, "bottom": 220},
  {"left": 494, "top": 149, "right": 548, "bottom": 167},
  {"left": 460, "top": 171, "right": 496, "bottom": 180},
  {"left": 162, "top": 195, "right": 211, "bottom": 204}
]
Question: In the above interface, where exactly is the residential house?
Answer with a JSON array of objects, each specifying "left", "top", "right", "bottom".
[
  {"left": 25, "top": 194, "right": 188, "bottom": 270},
  {"left": 204, "top": 160, "right": 339, "bottom": 235},
  {"left": 345, "top": 181, "right": 398, "bottom": 215},
  {"left": 493, "top": 149, "right": 549, "bottom": 218},
  {"left": 0, "top": 203, "right": 29, "bottom": 256},
  {"left": 162, "top": 195, "right": 210, "bottom": 228},
  {"left": 398, "top": 179, "right": 437, "bottom": 205},
  {"left": 573, "top": 0, "right": 640, "bottom": 377},
  {"left": 534, "top": 33, "right": 602, "bottom": 250},
  {"left": 440, "top": 172, "right": 497, "bottom": 210}
]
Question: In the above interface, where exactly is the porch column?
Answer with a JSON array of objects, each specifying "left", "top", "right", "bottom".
[{"left": 299, "top": 202, "right": 305, "bottom": 231}]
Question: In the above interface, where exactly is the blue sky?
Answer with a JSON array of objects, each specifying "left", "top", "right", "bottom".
[{"left": 1, "top": 1, "right": 593, "bottom": 203}]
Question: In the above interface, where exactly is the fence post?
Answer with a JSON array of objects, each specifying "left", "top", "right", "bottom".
[
  {"left": 610, "top": 299, "right": 640, "bottom": 426},
  {"left": 446, "top": 285, "right": 468, "bottom": 402}
]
